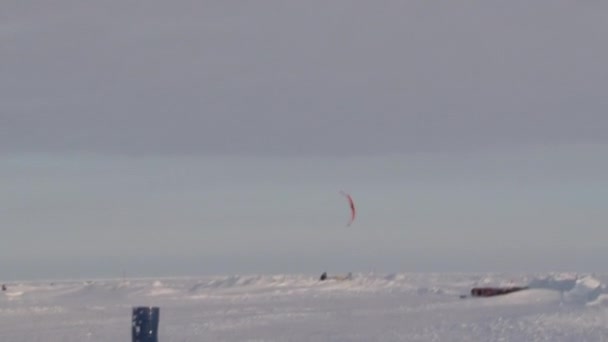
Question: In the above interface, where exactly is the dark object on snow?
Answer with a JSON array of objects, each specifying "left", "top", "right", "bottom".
[
  {"left": 319, "top": 272, "right": 353, "bottom": 281},
  {"left": 1, "top": 284, "right": 6, "bottom": 291},
  {"left": 470, "top": 286, "right": 529, "bottom": 297},
  {"left": 132, "top": 306, "right": 160, "bottom": 342}
]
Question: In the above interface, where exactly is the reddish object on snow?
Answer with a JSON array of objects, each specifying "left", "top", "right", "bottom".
[{"left": 470, "top": 286, "right": 529, "bottom": 297}]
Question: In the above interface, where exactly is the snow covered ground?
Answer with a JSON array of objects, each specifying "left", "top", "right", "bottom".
[{"left": 1, "top": 273, "right": 608, "bottom": 341}]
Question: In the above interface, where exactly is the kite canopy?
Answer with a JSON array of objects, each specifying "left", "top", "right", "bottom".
[{"left": 340, "top": 191, "right": 356, "bottom": 227}]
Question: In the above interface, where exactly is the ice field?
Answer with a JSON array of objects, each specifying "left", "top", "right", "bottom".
[{"left": 2, "top": 272, "right": 608, "bottom": 341}]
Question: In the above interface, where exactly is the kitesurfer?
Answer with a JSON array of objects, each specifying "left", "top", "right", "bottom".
[{"left": 320, "top": 272, "right": 327, "bottom": 281}]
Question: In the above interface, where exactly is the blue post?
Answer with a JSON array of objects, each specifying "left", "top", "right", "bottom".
[{"left": 132, "top": 306, "right": 160, "bottom": 342}]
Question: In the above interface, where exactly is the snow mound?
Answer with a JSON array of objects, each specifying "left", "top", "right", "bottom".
[
  {"left": 528, "top": 273, "right": 578, "bottom": 292},
  {"left": 588, "top": 294, "right": 608, "bottom": 307},
  {"left": 146, "top": 280, "right": 178, "bottom": 297},
  {"left": 563, "top": 276, "right": 602, "bottom": 304},
  {"left": 189, "top": 274, "right": 316, "bottom": 293},
  {"left": 2, "top": 291, "right": 24, "bottom": 300},
  {"left": 528, "top": 274, "right": 604, "bottom": 305},
  {"left": 56, "top": 281, "right": 138, "bottom": 300}
]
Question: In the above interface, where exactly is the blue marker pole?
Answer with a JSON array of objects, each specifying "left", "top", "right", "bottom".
[{"left": 132, "top": 307, "right": 160, "bottom": 342}]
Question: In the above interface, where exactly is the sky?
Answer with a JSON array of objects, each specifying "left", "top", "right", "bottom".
[{"left": 1, "top": 0, "right": 608, "bottom": 280}]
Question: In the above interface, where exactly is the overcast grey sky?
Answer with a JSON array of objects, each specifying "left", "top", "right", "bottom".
[{"left": 2, "top": 1, "right": 608, "bottom": 280}]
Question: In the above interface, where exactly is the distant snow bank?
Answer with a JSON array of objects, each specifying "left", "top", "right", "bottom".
[{"left": 2, "top": 273, "right": 606, "bottom": 305}]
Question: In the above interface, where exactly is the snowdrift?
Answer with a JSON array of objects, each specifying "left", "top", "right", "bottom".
[{"left": 2, "top": 273, "right": 608, "bottom": 341}]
